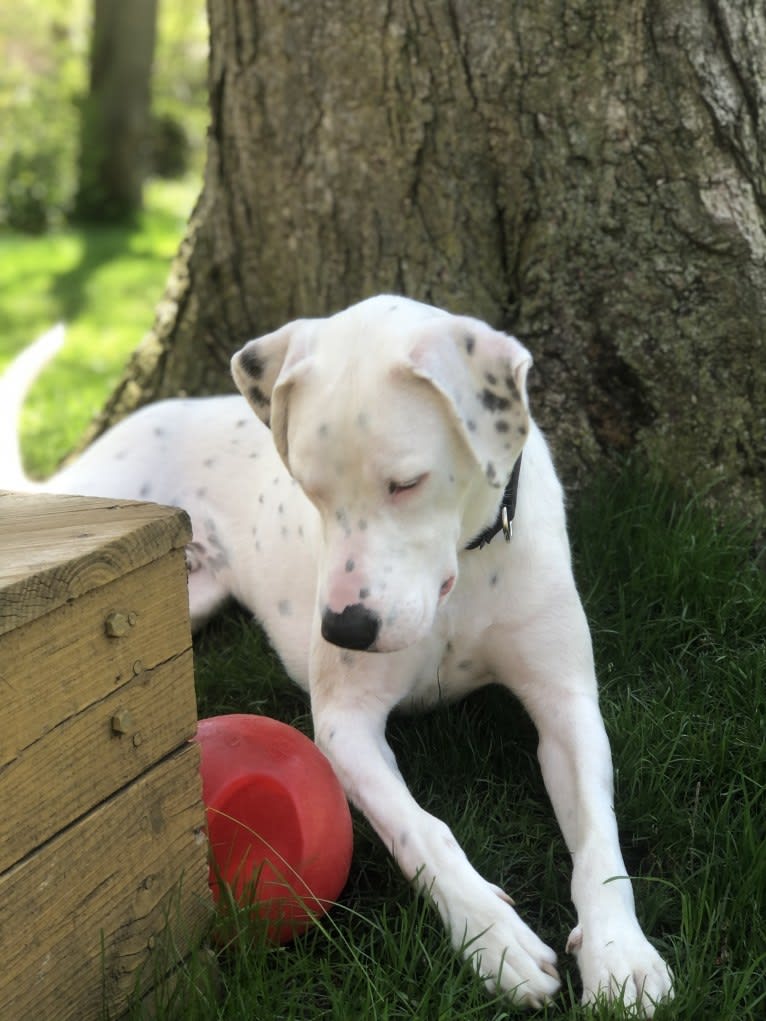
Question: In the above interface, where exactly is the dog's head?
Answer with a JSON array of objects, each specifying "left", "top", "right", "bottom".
[{"left": 232, "top": 295, "right": 531, "bottom": 653}]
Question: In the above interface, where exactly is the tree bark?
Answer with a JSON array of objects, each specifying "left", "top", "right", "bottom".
[
  {"left": 94, "top": 0, "right": 766, "bottom": 527},
  {"left": 74, "top": 0, "right": 159, "bottom": 222}
]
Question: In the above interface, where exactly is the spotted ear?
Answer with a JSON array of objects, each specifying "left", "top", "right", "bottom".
[
  {"left": 231, "top": 318, "right": 319, "bottom": 459},
  {"left": 407, "top": 316, "right": 532, "bottom": 489}
]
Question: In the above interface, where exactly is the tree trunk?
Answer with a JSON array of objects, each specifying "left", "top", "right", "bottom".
[
  {"left": 74, "top": 0, "right": 159, "bottom": 222},
  {"left": 94, "top": 0, "right": 766, "bottom": 527}
]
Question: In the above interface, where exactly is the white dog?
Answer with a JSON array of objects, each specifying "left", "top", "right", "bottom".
[{"left": 2, "top": 297, "right": 673, "bottom": 1012}]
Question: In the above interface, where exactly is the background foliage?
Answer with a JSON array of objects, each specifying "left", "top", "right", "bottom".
[
  {"left": 0, "top": 0, "right": 208, "bottom": 473},
  {"left": 0, "top": 0, "right": 207, "bottom": 232}
]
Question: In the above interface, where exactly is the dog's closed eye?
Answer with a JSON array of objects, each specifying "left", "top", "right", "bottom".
[{"left": 388, "top": 473, "right": 428, "bottom": 498}]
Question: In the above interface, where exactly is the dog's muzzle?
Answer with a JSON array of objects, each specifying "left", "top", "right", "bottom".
[{"left": 321, "top": 603, "right": 381, "bottom": 651}]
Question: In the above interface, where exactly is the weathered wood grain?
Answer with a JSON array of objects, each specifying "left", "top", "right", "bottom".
[
  {"left": 0, "top": 491, "right": 191, "bottom": 635},
  {"left": 0, "top": 745, "right": 211, "bottom": 1021},
  {"left": 0, "top": 492, "right": 210, "bottom": 1020},
  {"left": 0, "top": 647, "right": 197, "bottom": 874},
  {"left": 0, "top": 550, "right": 192, "bottom": 771}
]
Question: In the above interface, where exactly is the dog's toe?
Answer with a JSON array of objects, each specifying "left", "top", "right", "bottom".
[
  {"left": 572, "top": 919, "right": 673, "bottom": 1017},
  {"left": 469, "top": 899, "right": 560, "bottom": 1007}
]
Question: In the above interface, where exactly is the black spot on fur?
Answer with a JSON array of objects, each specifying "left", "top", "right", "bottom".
[
  {"left": 465, "top": 334, "right": 475, "bottom": 355},
  {"left": 336, "top": 508, "right": 351, "bottom": 536},
  {"left": 485, "top": 372, "right": 498, "bottom": 385},
  {"left": 239, "top": 347, "right": 265, "bottom": 379},
  {"left": 345, "top": 558, "right": 355, "bottom": 573},
  {"left": 359, "top": 587, "right": 370, "bottom": 600},
  {"left": 495, "top": 420, "right": 510, "bottom": 433},
  {"left": 480, "top": 388, "right": 511, "bottom": 413},
  {"left": 248, "top": 384, "right": 269, "bottom": 407}
]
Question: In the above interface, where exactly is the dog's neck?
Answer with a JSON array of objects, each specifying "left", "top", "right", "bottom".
[{"left": 465, "top": 455, "right": 522, "bottom": 551}]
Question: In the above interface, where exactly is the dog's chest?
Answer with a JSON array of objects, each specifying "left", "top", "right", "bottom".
[
  {"left": 398, "top": 636, "right": 493, "bottom": 712},
  {"left": 398, "top": 558, "right": 509, "bottom": 710}
]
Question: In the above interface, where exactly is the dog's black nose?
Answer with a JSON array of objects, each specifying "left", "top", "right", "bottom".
[{"left": 321, "top": 603, "right": 381, "bottom": 651}]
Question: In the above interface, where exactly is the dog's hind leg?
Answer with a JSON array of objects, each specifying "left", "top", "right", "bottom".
[{"left": 185, "top": 545, "right": 230, "bottom": 630}]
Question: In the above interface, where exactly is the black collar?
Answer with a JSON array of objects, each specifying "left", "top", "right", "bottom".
[{"left": 465, "top": 455, "right": 522, "bottom": 550}]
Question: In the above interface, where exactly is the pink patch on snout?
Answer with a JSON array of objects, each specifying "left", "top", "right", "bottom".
[
  {"left": 439, "top": 575, "right": 455, "bottom": 599},
  {"left": 326, "top": 557, "right": 369, "bottom": 613}
]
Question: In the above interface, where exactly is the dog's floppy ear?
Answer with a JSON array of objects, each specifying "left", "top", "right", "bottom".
[
  {"left": 407, "top": 316, "right": 532, "bottom": 489},
  {"left": 231, "top": 318, "right": 319, "bottom": 460}
]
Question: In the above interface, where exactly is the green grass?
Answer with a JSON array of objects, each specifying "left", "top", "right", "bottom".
[
  {"left": 0, "top": 176, "right": 199, "bottom": 476},
  {"left": 3, "top": 220, "right": 764, "bottom": 1018}
]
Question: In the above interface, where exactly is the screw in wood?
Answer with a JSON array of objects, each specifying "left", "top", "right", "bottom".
[
  {"left": 110, "top": 708, "right": 135, "bottom": 737},
  {"left": 104, "top": 612, "right": 130, "bottom": 637}
]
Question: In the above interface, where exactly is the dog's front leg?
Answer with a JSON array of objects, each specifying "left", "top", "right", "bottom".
[
  {"left": 309, "top": 639, "right": 560, "bottom": 1008},
  {"left": 488, "top": 587, "right": 673, "bottom": 1015}
]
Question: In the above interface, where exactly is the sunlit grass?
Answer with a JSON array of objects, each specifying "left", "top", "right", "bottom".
[{"left": 0, "top": 175, "right": 199, "bottom": 475}]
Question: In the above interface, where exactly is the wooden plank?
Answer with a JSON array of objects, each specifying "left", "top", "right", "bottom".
[
  {"left": 0, "top": 745, "right": 212, "bottom": 1021},
  {"left": 0, "top": 492, "right": 192, "bottom": 634},
  {"left": 0, "top": 551, "right": 192, "bottom": 769},
  {"left": 0, "top": 647, "right": 198, "bottom": 874}
]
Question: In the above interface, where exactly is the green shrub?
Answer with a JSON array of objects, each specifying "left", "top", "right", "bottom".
[
  {"left": 151, "top": 112, "right": 192, "bottom": 178},
  {"left": 2, "top": 145, "right": 70, "bottom": 233}
]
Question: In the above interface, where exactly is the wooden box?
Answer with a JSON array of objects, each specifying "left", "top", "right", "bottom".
[{"left": 0, "top": 491, "right": 212, "bottom": 1021}]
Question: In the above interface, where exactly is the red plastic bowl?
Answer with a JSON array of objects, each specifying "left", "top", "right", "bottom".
[{"left": 194, "top": 714, "right": 353, "bottom": 942}]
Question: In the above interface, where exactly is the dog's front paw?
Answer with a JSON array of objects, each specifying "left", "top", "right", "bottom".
[
  {"left": 567, "top": 921, "right": 673, "bottom": 1016},
  {"left": 454, "top": 884, "right": 560, "bottom": 1009}
]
